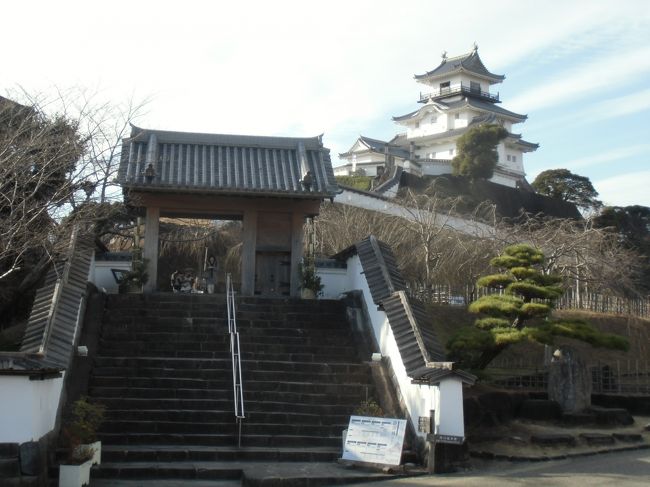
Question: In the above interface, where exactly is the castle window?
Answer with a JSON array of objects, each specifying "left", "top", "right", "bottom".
[
  {"left": 512, "top": 155, "right": 517, "bottom": 162},
  {"left": 507, "top": 155, "right": 511, "bottom": 161},
  {"left": 440, "top": 81, "right": 450, "bottom": 94},
  {"left": 431, "top": 116, "right": 437, "bottom": 124},
  {"left": 455, "top": 113, "right": 460, "bottom": 120},
  {"left": 449, "top": 148, "right": 454, "bottom": 156},
  {"left": 414, "top": 121, "right": 420, "bottom": 128},
  {"left": 470, "top": 81, "right": 481, "bottom": 93}
]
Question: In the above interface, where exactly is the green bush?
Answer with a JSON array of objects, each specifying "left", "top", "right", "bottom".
[{"left": 335, "top": 175, "right": 373, "bottom": 191}]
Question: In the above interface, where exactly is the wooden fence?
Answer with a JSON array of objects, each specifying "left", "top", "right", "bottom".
[
  {"left": 482, "top": 357, "right": 650, "bottom": 395},
  {"left": 408, "top": 284, "right": 650, "bottom": 319}
]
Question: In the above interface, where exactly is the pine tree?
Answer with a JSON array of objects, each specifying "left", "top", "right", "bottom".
[
  {"left": 451, "top": 123, "right": 508, "bottom": 180},
  {"left": 448, "top": 244, "right": 628, "bottom": 369}
]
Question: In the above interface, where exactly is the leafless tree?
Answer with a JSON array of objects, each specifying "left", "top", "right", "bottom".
[
  {"left": 0, "top": 89, "right": 147, "bottom": 325},
  {"left": 495, "top": 214, "right": 644, "bottom": 298},
  {"left": 0, "top": 95, "right": 83, "bottom": 282}
]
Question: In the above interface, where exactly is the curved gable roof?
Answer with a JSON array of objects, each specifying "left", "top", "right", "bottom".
[{"left": 415, "top": 49, "right": 505, "bottom": 83}]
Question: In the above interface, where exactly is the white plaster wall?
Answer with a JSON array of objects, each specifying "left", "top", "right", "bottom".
[
  {"left": 91, "top": 260, "right": 132, "bottom": 294},
  {"left": 0, "top": 374, "right": 64, "bottom": 443},
  {"left": 489, "top": 170, "right": 518, "bottom": 188},
  {"left": 320, "top": 254, "right": 467, "bottom": 440},
  {"left": 333, "top": 189, "right": 495, "bottom": 238},
  {"left": 451, "top": 111, "right": 469, "bottom": 130},
  {"left": 317, "top": 267, "right": 349, "bottom": 299},
  {"left": 434, "top": 378, "right": 465, "bottom": 437},
  {"left": 343, "top": 255, "right": 436, "bottom": 439},
  {"left": 419, "top": 160, "right": 452, "bottom": 176},
  {"left": 333, "top": 165, "right": 352, "bottom": 176}
]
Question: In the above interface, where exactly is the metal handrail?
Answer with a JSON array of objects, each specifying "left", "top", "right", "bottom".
[
  {"left": 419, "top": 83, "right": 499, "bottom": 102},
  {"left": 226, "top": 273, "right": 245, "bottom": 447}
]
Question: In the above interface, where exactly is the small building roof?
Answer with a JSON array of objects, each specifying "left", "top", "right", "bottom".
[
  {"left": 393, "top": 98, "right": 527, "bottom": 123},
  {"left": 339, "top": 135, "right": 410, "bottom": 160},
  {"left": 415, "top": 48, "right": 505, "bottom": 84},
  {"left": 118, "top": 126, "right": 339, "bottom": 199}
]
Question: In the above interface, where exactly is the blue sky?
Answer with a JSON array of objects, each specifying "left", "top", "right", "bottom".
[{"left": 3, "top": 0, "right": 649, "bottom": 207}]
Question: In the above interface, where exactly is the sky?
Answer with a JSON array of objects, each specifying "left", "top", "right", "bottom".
[{"left": 2, "top": 0, "right": 649, "bottom": 207}]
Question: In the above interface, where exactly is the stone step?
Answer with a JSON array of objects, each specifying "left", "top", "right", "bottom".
[
  {"left": 103, "top": 314, "right": 348, "bottom": 328},
  {"left": 97, "top": 433, "right": 343, "bottom": 448},
  {"left": 97, "top": 343, "right": 358, "bottom": 360},
  {"left": 96, "top": 349, "right": 359, "bottom": 362},
  {"left": 93, "top": 397, "right": 359, "bottom": 415},
  {"left": 93, "top": 356, "right": 364, "bottom": 373},
  {"left": 105, "top": 296, "right": 344, "bottom": 314},
  {"left": 89, "top": 294, "right": 372, "bottom": 476},
  {"left": 91, "top": 370, "right": 370, "bottom": 388},
  {"left": 99, "top": 332, "right": 352, "bottom": 347},
  {"left": 91, "top": 383, "right": 372, "bottom": 400},
  {"left": 90, "top": 480, "right": 239, "bottom": 487},
  {"left": 579, "top": 433, "right": 615, "bottom": 446},
  {"left": 530, "top": 434, "right": 576, "bottom": 447},
  {"left": 91, "top": 461, "right": 242, "bottom": 481},
  {"left": 101, "top": 421, "right": 347, "bottom": 437},
  {"left": 89, "top": 386, "right": 372, "bottom": 404},
  {"left": 93, "top": 360, "right": 369, "bottom": 376},
  {"left": 104, "top": 409, "right": 350, "bottom": 426},
  {"left": 101, "top": 445, "right": 340, "bottom": 463}
]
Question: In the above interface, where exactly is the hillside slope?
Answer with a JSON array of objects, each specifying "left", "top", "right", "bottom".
[{"left": 400, "top": 173, "right": 581, "bottom": 219}]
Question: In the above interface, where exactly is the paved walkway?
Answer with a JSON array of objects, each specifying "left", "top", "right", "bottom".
[{"left": 354, "top": 448, "right": 650, "bottom": 487}]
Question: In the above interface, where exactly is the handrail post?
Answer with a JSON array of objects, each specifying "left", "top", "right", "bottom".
[{"left": 226, "top": 273, "right": 245, "bottom": 447}]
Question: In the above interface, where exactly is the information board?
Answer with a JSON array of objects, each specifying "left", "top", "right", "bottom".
[{"left": 342, "top": 415, "right": 407, "bottom": 466}]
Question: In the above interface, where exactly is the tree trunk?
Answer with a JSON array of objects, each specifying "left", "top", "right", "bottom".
[
  {"left": 0, "top": 253, "right": 52, "bottom": 326},
  {"left": 475, "top": 344, "right": 508, "bottom": 370}
]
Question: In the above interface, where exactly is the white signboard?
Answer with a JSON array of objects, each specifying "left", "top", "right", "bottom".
[{"left": 342, "top": 416, "right": 407, "bottom": 466}]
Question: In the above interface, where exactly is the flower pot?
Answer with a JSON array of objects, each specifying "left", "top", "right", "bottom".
[
  {"left": 77, "top": 441, "right": 101, "bottom": 465},
  {"left": 59, "top": 459, "right": 92, "bottom": 487}
]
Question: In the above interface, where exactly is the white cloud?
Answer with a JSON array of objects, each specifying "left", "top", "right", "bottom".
[
  {"left": 595, "top": 171, "right": 650, "bottom": 207},
  {"left": 509, "top": 45, "right": 650, "bottom": 113},
  {"left": 3, "top": 0, "right": 650, "bottom": 194},
  {"left": 560, "top": 144, "right": 650, "bottom": 172},
  {"left": 525, "top": 88, "right": 650, "bottom": 133}
]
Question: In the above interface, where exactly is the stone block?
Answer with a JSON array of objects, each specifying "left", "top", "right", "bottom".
[
  {"left": 547, "top": 347, "right": 591, "bottom": 412},
  {"left": 530, "top": 433, "right": 576, "bottom": 447},
  {"left": 579, "top": 433, "right": 614, "bottom": 446},
  {"left": 613, "top": 433, "right": 643, "bottom": 442},
  {"left": 561, "top": 411, "right": 597, "bottom": 426},
  {"left": 19, "top": 441, "right": 43, "bottom": 476},
  {"left": 0, "top": 457, "right": 21, "bottom": 477},
  {"left": 0, "top": 443, "right": 19, "bottom": 458},
  {"left": 589, "top": 406, "right": 634, "bottom": 426}
]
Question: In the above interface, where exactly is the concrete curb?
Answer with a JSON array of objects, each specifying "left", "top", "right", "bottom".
[{"left": 469, "top": 442, "right": 650, "bottom": 462}]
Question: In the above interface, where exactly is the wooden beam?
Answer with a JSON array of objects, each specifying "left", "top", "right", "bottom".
[
  {"left": 241, "top": 210, "right": 257, "bottom": 296},
  {"left": 290, "top": 213, "right": 305, "bottom": 297},
  {"left": 132, "top": 192, "right": 321, "bottom": 216},
  {"left": 143, "top": 206, "right": 160, "bottom": 292}
]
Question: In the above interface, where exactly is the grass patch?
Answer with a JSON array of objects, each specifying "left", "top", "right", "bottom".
[{"left": 335, "top": 175, "right": 373, "bottom": 191}]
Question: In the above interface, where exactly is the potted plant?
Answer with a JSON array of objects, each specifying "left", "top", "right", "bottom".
[
  {"left": 58, "top": 442, "right": 94, "bottom": 487},
  {"left": 118, "top": 258, "right": 149, "bottom": 293},
  {"left": 300, "top": 260, "right": 323, "bottom": 299},
  {"left": 59, "top": 397, "right": 106, "bottom": 486}
]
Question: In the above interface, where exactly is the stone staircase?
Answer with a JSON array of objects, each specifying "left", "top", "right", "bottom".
[{"left": 88, "top": 293, "right": 377, "bottom": 483}]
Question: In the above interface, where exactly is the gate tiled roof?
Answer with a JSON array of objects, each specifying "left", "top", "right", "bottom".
[{"left": 118, "top": 126, "right": 339, "bottom": 199}]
